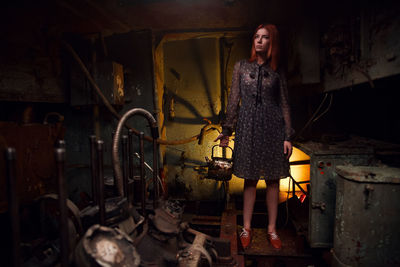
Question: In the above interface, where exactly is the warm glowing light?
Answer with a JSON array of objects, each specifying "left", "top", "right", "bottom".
[
  {"left": 280, "top": 146, "right": 310, "bottom": 193},
  {"left": 227, "top": 145, "right": 311, "bottom": 195},
  {"left": 290, "top": 146, "right": 311, "bottom": 162}
]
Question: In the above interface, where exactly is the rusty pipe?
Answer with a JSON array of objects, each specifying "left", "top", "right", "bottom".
[
  {"left": 55, "top": 148, "right": 69, "bottom": 267},
  {"left": 122, "top": 135, "right": 129, "bottom": 201},
  {"left": 111, "top": 131, "right": 118, "bottom": 195},
  {"left": 128, "top": 129, "right": 134, "bottom": 185},
  {"left": 133, "top": 152, "right": 165, "bottom": 194},
  {"left": 5, "top": 148, "right": 21, "bottom": 267},
  {"left": 112, "top": 108, "right": 158, "bottom": 197},
  {"left": 139, "top": 132, "right": 146, "bottom": 216},
  {"left": 89, "top": 136, "right": 98, "bottom": 204},
  {"left": 128, "top": 129, "right": 134, "bottom": 206},
  {"left": 153, "top": 133, "right": 159, "bottom": 208},
  {"left": 97, "top": 140, "right": 105, "bottom": 225}
]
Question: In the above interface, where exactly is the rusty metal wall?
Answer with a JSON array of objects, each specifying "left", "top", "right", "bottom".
[
  {"left": 163, "top": 37, "right": 223, "bottom": 200},
  {"left": 0, "top": 122, "right": 65, "bottom": 212},
  {"left": 162, "top": 36, "right": 250, "bottom": 200},
  {"left": 0, "top": 37, "right": 65, "bottom": 103},
  {"left": 65, "top": 30, "right": 156, "bottom": 205},
  {"left": 333, "top": 166, "right": 400, "bottom": 266}
]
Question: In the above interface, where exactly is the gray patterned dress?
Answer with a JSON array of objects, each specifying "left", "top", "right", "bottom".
[{"left": 221, "top": 59, "right": 294, "bottom": 180}]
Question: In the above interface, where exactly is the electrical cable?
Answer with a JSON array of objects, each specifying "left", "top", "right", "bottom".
[
  {"left": 283, "top": 171, "right": 291, "bottom": 228},
  {"left": 331, "top": 248, "right": 352, "bottom": 267},
  {"left": 294, "top": 93, "right": 329, "bottom": 140},
  {"left": 312, "top": 93, "right": 333, "bottom": 123}
]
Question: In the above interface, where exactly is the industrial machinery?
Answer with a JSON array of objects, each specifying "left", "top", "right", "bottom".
[{"left": 3, "top": 107, "right": 235, "bottom": 267}]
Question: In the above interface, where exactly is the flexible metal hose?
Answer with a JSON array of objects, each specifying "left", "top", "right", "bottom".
[{"left": 112, "top": 108, "right": 158, "bottom": 197}]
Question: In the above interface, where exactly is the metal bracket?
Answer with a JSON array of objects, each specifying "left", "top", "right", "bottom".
[{"left": 312, "top": 201, "right": 326, "bottom": 212}]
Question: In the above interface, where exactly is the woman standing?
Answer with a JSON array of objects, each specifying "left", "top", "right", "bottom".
[{"left": 215, "top": 24, "right": 294, "bottom": 250}]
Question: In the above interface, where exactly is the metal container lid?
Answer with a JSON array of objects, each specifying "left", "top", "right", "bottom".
[
  {"left": 336, "top": 165, "right": 400, "bottom": 184},
  {"left": 78, "top": 224, "right": 140, "bottom": 267}
]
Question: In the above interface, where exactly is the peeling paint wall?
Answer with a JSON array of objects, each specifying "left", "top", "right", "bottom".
[
  {"left": 163, "top": 38, "right": 223, "bottom": 200},
  {"left": 321, "top": 1, "right": 400, "bottom": 91},
  {"left": 163, "top": 36, "right": 251, "bottom": 200}
]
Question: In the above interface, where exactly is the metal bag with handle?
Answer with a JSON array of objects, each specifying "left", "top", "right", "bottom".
[{"left": 206, "top": 145, "right": 233, "bottom": 181}]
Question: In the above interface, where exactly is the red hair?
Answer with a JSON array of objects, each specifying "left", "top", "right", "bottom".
[{"left": 249, "top": 24, "right": 280, "bottom": 71}]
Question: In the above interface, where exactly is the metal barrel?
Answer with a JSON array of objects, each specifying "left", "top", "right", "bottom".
[
  {"left": 5, "top": 148, "right": 21, "bottom": 267},
  {"left": 55, "top": 148, "right": 69, "bottom": 267},
  {"left": 97, "top": 140, "right": 105, "bottom": 225}
]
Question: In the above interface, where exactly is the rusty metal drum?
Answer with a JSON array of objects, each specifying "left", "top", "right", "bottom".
[
  {"left": 332, "top": 165, "right": 400, "bottom": 266},
  {"left": 74, "top": 224, "right": 140, "bottom": 267}
]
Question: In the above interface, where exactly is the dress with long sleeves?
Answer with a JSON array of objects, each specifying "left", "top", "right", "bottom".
[{"left": 221, "top": 59, "right": 294, "bottom": 180}]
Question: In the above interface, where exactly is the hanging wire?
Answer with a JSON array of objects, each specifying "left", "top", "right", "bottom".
[
  {"left": 283, "top": 174, "right": 292, "bottom": 228},
  {"left": 294, "top": 92, "right": 332, "bottom": 140},
  {"left": 313, "top": 93, "right": 333, "bottom": 123}
]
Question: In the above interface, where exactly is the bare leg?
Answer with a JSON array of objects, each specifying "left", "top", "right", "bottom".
[
  {"left": 243, "top": 179, "right": 258, "bottom": 230},
  {"left": 266, "top": 180, "right": 279, "bottom": 233}
]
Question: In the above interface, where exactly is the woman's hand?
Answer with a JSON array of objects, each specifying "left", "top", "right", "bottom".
[
  {"left": 284, "top": 141, "right": 292, "bottom": 159},
  {"left": 214, "top": 133, "right": 230, "bottom": 147}
]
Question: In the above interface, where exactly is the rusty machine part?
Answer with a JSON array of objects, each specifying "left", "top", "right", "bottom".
[
  {"left": 134, "top": 199, "right": 235, "bottom": 267},
  {"left": 24, "top": 138, "right": 143, "bottom": 266},
  {"left": 206, "top": 145, "right": 233, "bottom": 181},
  {"left": 332, "top": 165, "right": 400, "bottom": 266},
  {"left": 5, "top": 147, "right": 21, "bottom": 267},
  {"left": 135, "top": 199, "right": 185, "bottom": 266},
  {"left": 18, "top": 193, "right": 83, "bottom": 267},
  {"left": 139, "top": 132, "right": 147, "bottom": 216},
  {"left": 178, "top": 231, "right": 212, "bottom": 267},
  {"left": 296, "top": 137, "right": 376, "bottom": 248},
  {"left": 81, "top": 137, "right": 136, "bottom": 230},
  {"left": 112, "top": 108, "right": 160, "bottom": 209},
  {"left": 97, "top": 140, "right": 106, "bottom": 225},
  {"left": 150, "top": 199, "right": 183, "bottom": 235},
  {"left": 3, "top": 144, "right": 88, "bottom": 267},
  {"left": 133, "top": 152, "right": 166, "bottom": 194},
  {"left": 74, "top": 224, "right": 140, "bottom": 267},
  {"left": 12, "top": 147, "right": 81, "bottom": 267},
  {"left": 55, "top": 147, "right": 69, "bottom": 267},
  {"left": 36, "top": 193, "right": 83, "bottom": 242}
]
